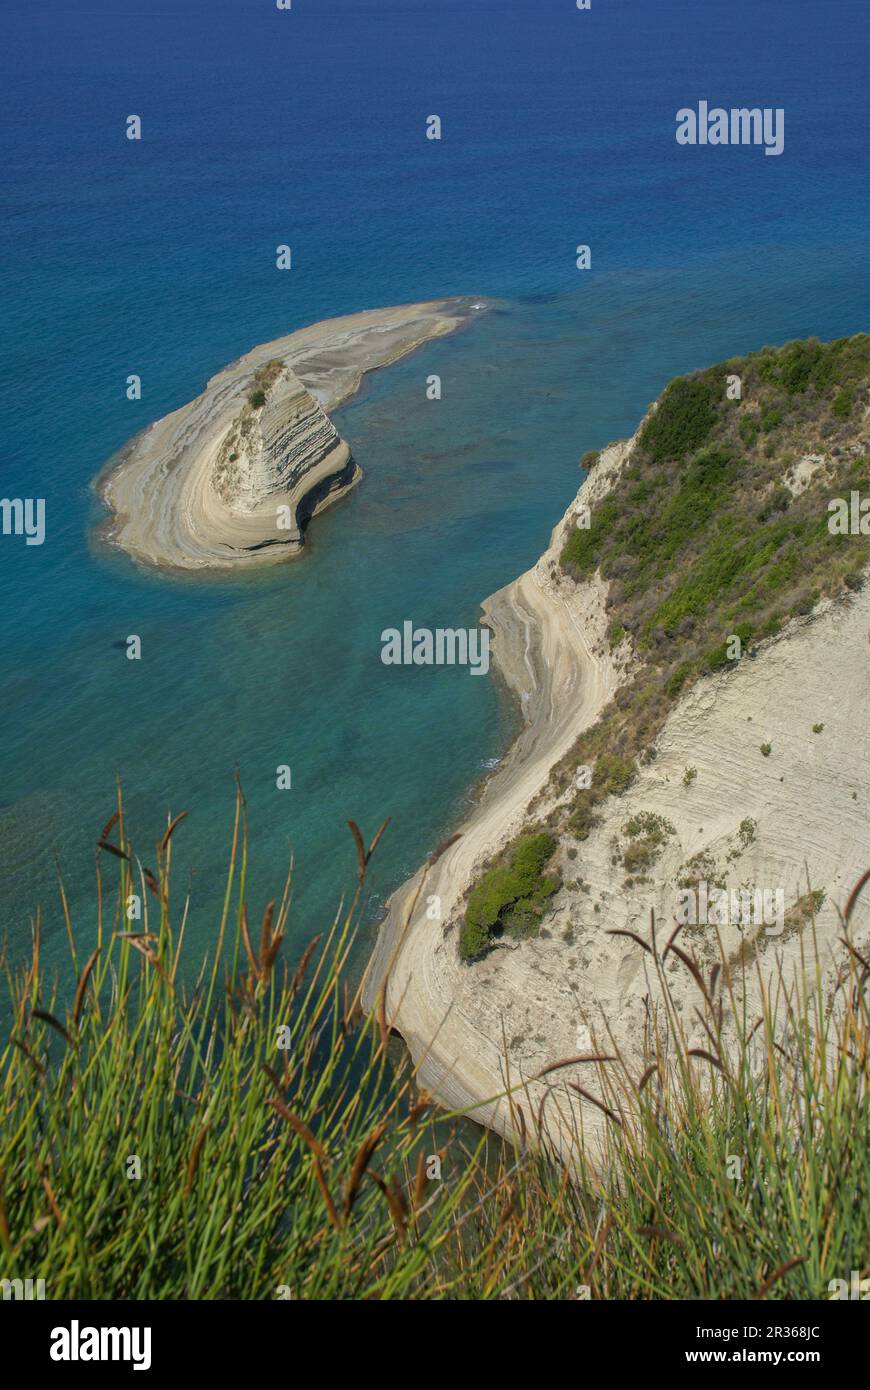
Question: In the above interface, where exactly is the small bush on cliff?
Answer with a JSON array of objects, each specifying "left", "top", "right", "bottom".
[
  {"left": 621, "top": 810, "right": 675, "bottom": 877},
  {"left": 566, "top": 749, "right": 637, "bottom": 842},
  {"left": 739, "top": 413, "right": 759, "bottom": 448},
  {"left": 461, "top": 832, "right": 558, "bottom": 961},
  {"left": 595, "top": 751, "right": 638, "bottom": 796},
  {"left": 254, "top": 358, "right": 285, "bottom": 390},
  {"left": 568, "top": 801, "right": 601, "bottom": 841},
  {"left": 832, "top": 387, "right": 854, "bottom": 418}
]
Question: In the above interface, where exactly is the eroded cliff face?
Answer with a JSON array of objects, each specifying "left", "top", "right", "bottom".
[
  {"left": 470, "top": 575, "right": 870, "bottom": 1101},
  {"left": 363, "top": 331, "right": 870, "bottom": 1161},
  {"left": 213, "top": 363, "right": 351, "bottom": 541},
  {"left": 365, "top": 449, "right": 870, "bottom": 1162}
]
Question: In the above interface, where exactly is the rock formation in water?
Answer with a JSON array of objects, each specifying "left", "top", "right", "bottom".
[
  {"left": 209, "top": 359, "right": 354, "bottom": 552},
  {"left": 97, "top": 299, "right": 479, "bottom": 571}
]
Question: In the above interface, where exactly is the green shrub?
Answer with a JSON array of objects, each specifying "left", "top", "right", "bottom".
[
  {"left": 666, "top": 661, "right": 693, "bottom": 697},
  {"left": 512, "top": 831, "right": 558, "bottom": 883},
  {"left": 679, "top": 848, "right": 724, "bottom": 890},
  {"left": 568, "top": 801, "right": 601, "bottom": 841},
  {"left": 738, "top": 817, "right": 758, "bottom": 847},
  {"left": 757, "top": 485, "right": 791, "bottom": 522},
  {"left": 622, "top": 840, "right": 654, "bottom": 874},
  {"left": 465, "top": 866, "right": 521, "bottom": 935},
  {"left": 638, "top": 373, "right": 720, "bottom": 464},
  {"left": 561, "top": 495, "right": 619, "bottom": 574},
  {"left": 458, "top": 914, "right": 492, "bottom": 962},
  {"left": 461, "top": 833, "right": 558, "bottom": 961},
  {"left": 503, "top": 895, "right": 554, "bottom": 940},
  {"left": 739, "top": 414, "right": 759, "bottom": 448},
  {"left": 253, "top": 358, "right": 285, "bottom": 390},
  {"left": 832, "top": 388, "right": 854, "bottom": 418},
  {"left": 706, "top": 622, "right": 754, "bottom": 672},
  {"left": 780, "top": 339, "right": 823, "bottom": 394},
  {"left": 705, "top": 641, "right": 732, "bottom": 672},
  {"left": 595, "top": 752, "right": 637, "bottom": 797},
  {"left": 621, "top": 811, "right": 675, "bottom": 875},
  {"left": 623, "top": 810, "right": 675, "bottom": 843}
]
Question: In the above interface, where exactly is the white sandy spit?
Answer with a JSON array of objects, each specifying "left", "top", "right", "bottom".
[{"left": 97, "top": 300, "right": 479, "bottom": 572}]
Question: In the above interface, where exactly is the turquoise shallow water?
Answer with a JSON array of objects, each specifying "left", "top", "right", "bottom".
[{"left": 1, "top": 0, "right": 868, "bottom": 976}]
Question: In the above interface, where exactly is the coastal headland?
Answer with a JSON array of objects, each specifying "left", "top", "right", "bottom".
[
  {"left": 363, "top": 337, "right": 870, "bottom": 1163},
  {"left": 97, "top": 299, "right": 479, "bottom": 572}
]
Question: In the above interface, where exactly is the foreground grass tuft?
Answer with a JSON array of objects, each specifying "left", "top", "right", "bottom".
[{"left": 1, "top": 787, "right": 868, "bottom": 1298}]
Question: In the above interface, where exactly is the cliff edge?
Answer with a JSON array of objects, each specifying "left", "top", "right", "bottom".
[{"left": 363, "top": 332, "right": 870, "bottom": 1163}]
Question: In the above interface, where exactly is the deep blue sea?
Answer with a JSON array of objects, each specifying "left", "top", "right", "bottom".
[{"left": 1, "top": 0, "right": 868, "bottom": 977}]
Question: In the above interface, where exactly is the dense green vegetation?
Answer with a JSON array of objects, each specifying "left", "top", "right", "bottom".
[
  {"left": 460, "top": 832, "right": 559, "bottom": 961},
  {"left": 2, "top": 791, "right": 868, "bottom": 1299},
  {"left": 635, "top": 372, "right": 720, "bottom": 463},
  {"left": 551, "top": 333, "right": 870, "bottom": 835}
]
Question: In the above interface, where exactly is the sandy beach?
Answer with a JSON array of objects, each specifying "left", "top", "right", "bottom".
[
  {"left": 361, "top": 441, "right": 630, "bottom": 1152},
  {"left": 97, "top": 299, "right": 479, "bottom": 572}
]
